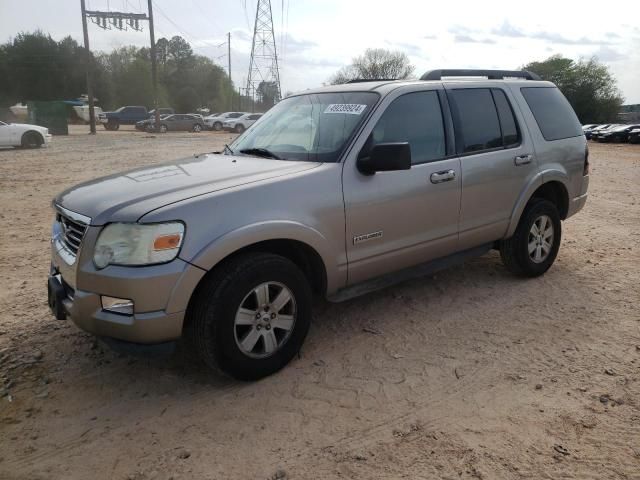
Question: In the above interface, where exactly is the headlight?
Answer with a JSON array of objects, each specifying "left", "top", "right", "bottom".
[{"left": 93, "top": 222, "right": 184, "bottom": 269}]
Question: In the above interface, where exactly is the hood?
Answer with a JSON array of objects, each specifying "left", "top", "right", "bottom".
[{"left": 55, "top": 154, "right": 321, "bottom": 225}]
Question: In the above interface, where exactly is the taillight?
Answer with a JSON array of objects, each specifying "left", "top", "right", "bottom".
[{"left": 583, "top": 145, "right": 590, "bottom": 176}]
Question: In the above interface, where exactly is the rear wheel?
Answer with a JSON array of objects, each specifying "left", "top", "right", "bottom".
[
  {"left": 213, "top": 122, "right": 222, "bottom": 131},
  {"left": 21, "top": 131, "right": 43, "bottom": 148},
  {"left": 234, "top": 124, "right": 245, "bottom": 134},
  {"left": 192, "top": 123, "right": 202, "bottom": 133},
  {"left": 159, "top": 124, "right": 168, "bottom": 133},
  {"left": 187, "top": 253, "right": 312, "bottom": 380},
  {"left": 500, "top": 199, "right": 561, "bottom": 277}
]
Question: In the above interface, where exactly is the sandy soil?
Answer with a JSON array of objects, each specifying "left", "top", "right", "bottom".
[{"left": 0, "top": 126, "right": 639, "bottom": 480}]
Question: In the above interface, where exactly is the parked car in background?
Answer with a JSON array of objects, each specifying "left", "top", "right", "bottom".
[
  {"left": 597, "top": 124, "right": 640, "bottom": 143},
  {"left": 135, "top": 114, "right": 171, "bottom": 131},
  {"left": 146, "top": 114, "right": 205, "bottom": 133},
  {"left": 628, "top": 128, "right": 640, "bottom": 144},
  {"left": 0, "top": 120, "right": 51, "bottom": 148},
  {"left": 148, "top": 108, "right": 175, "bottom": 118},
  {"left": 223, "top": 113, "right": 263, "bottom": 133},
  {"left": 582, "top": 124, "right": 598, "bottom": 132},
  {"left": 204, "top": 112, "right": 247, "bottom": 131},
  {"left": 588, "top": 124, "right": 617, "bottom": 141},
  {"left": 98, "top": 106, "right": 149, "bottom": 130}
]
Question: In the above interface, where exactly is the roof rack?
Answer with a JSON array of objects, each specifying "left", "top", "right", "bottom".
[
  {"left": 345, "top": 78, "right": 399, "bottom": 83},
  {"left": 420, "top": 69, "right": 541, "bottom": 81}
]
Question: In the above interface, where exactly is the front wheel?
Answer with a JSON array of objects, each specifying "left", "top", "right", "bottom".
[
  {"left": 159, "top": 124, "right": 168, "bottom": 133},
  {"left": 21, "top": 131, "right": 43, "bottom": 148},
  {"left": 234, "top": 124, "right": 245, "bottom": 134},
  {"left": 192, "top": 124, "right": 202, "bottom": 133},
  {"left": 187, "top": 253, "right": 312, "bottom": 380},
  {"left": 499, "top": 199, "right": 561, "bottom": 277},
  {"left": 213, "top": 122, "right": 222, "bottom": 131}
]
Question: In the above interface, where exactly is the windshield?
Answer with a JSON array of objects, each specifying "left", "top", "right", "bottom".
[{"left": 229, "top": 92, "right": 379, "bottom": 162}]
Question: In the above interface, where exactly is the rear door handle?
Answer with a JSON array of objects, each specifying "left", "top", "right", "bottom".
[
  {"left": 430, "top": 170, "right": 456, "bottom": 184},
  {"left": 514, "top": 154, "right": 533, "bottom": 166}
]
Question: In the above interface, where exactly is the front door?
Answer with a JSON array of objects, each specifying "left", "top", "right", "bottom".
[{"left": 343, "top": 88, "right": 461, "bottom": 285}]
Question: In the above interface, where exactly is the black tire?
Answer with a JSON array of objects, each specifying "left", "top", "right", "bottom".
[
  {"left": 192, "top": 124, "right": 202, "bottom": 133},
  {"left": 499, "top": 199, "right": 562, "bottom": 277},
  {"left": 21, "top": 131, "right": 43, "bottom": 148},
  {"left": 213, "top": 122, "right": 222, "bottom": 131},
  {"left": 159, "top": 124, "right": 168, "bottom": 133},
  {"left": 187, "top": 253, "right": 312, "bottom": 380},
  {"left": 234, "top": 124, "right": 245, "bottom": 134}
]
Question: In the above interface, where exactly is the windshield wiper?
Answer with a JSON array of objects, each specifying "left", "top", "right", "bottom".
[
  {"left": 239, "top": 147, "right": 281, "bottom": 160},
  {"left": 223, "top": 144, "right": 234, "bottom": 155}
]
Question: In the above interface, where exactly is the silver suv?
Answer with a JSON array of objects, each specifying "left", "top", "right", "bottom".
[{"left": 48, "top": 69, "right": 589, "bottom": 380}]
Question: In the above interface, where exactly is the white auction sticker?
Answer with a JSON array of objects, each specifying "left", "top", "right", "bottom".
[{"left": 324, "top": 104, "right": 367, "bottom": 115}]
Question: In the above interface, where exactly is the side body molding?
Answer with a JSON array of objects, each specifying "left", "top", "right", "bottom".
[
  {"left": 505, "top": 168, "right": 570, "bottom": 238},
  {"left": 185, "top": 220, "right": 345, "bottom": 295}
]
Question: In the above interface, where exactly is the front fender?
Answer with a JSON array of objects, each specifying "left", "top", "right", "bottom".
[
  {"left": 184, "top": 220, "right": 345, "bottom": 294},
  {"left": 505, "top": 169, "right": 571, "bottom": 238}
]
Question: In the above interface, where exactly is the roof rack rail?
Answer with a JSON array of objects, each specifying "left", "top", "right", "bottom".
[
  {"left": 345, "top": 78, "right": 399, "bottom": 83},
  {"left": 420, "top": 69, "right": 541, "bottom": 81}
]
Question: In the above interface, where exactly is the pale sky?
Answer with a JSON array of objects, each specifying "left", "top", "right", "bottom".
[{"left": 1, "top": 0, "right": 639, "bottom": 103}]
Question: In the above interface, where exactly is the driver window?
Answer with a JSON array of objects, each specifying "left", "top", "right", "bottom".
[{"left": 369, "top": 91, "right": 446, "bottom": 164}]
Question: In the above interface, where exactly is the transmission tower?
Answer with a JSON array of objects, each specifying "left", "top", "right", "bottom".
[{"left": 246, "top": 0, "right": 281, "bottom": 108}]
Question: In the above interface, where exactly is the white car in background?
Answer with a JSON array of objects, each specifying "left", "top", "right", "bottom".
[
  {"left": 223, "top": 113, "right": 263, "bottom": 133},
  {"left": 204, "top": 111, "right": 247, "bottom": 131},
  {"left": 0, "top": 121, "right": 51, "bottom": 148}
]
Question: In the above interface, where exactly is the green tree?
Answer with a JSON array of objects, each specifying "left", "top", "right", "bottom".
[
  {"left": 330, "top": 48, "right": 415, "bottom": 85},
  {"left": 522, "top": 55, "right": 623, "bottom": 123},
  {"left": 0, "top": 31, "right": 93, "bottom": 107}
]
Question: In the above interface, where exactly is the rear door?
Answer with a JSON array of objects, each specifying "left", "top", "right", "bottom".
[
  {"left": 445, "top": 86, "right": 537, "bottom": 249},
  {"left": 343, "top": 86, "right": 462, "bottom": 284}
]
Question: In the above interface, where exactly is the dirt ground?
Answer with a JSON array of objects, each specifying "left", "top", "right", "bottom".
[{"left": 0, "top": 125, "right": 639, "bottom": 480}]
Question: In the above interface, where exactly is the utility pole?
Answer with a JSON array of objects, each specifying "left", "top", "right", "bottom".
[
  {"left": 80, "top": 5, "right": 153, "bottom": 131},
  {"left": 80, "top": 0, "right": 96, "bottom": 134},
  {"left": 147, "top": 0, "right": 160, "bottom": 131},
  {"left": 227, "top": 32, "right": 231, "bottom": 81}
]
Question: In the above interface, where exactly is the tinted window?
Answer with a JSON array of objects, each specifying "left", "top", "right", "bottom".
[
  {"left": 369, "top": 91, "right": 445, "bottom": 164},
  {"left": 492, "top": 89, "right": 520, "bottom": 147},
  {"left": 520, "top": 87, "right": 582, "bottom": 141},
  {"left": 229, "top": 113, "right": 243, "bottom": 118},
  {"left": 449, "top": 88, "right": 502, "bottom": 153}
]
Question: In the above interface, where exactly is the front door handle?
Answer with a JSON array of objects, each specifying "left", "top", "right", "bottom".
[
  {"left": 514, "top": 154, "right": 533, "bottom": 166},
  {"left": 430, "top": 169, "right": 456, "bottom": 184}
]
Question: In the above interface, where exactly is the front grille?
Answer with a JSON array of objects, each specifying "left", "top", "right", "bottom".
[{"left": 57, "top": 212, "right": 88, "bottom": 256}]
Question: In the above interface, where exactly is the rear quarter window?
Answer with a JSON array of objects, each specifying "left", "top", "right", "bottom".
[{"left": 520, "top": 87, "right": 582, "bottom": 141}]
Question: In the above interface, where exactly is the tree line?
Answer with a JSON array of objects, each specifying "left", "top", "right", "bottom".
[
  {"left": 0, "top": 32, "right": 625, "bottom": 124},
  {"left": 0, "top": 31, "right": 266, "bottom": 114}
]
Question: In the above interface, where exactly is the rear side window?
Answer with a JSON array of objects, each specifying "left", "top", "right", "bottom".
[
  {"left": 369, "top": 91, "right": 446, "bottom": 164},
  {"left": 449, "top": 89, "right": 502, "bottom": 153},
  {"left": 520, "top": 87, "right": 582, "bottom": 141}
]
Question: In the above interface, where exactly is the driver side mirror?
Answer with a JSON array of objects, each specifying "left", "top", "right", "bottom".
[{"left": 357, "top": 142, "right": 412, "bottom": 175}]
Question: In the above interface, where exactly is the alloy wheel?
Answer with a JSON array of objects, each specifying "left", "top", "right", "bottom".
[
  {"left": 233, "top": 281, "right": 297, "bottom": 359},
  {"left": 528, "top": 214, "right": 554, "bottom": 263}
]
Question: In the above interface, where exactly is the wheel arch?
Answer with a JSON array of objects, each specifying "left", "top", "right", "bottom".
[
  {"left": 21, "top": 130, "right": 44, "bottom": 144},
  {"left": 507, "top": 173, "right": 570, "bottom": 237},
  {"left": 179, "top": 236, "right": 330, "bottom": 332}
]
